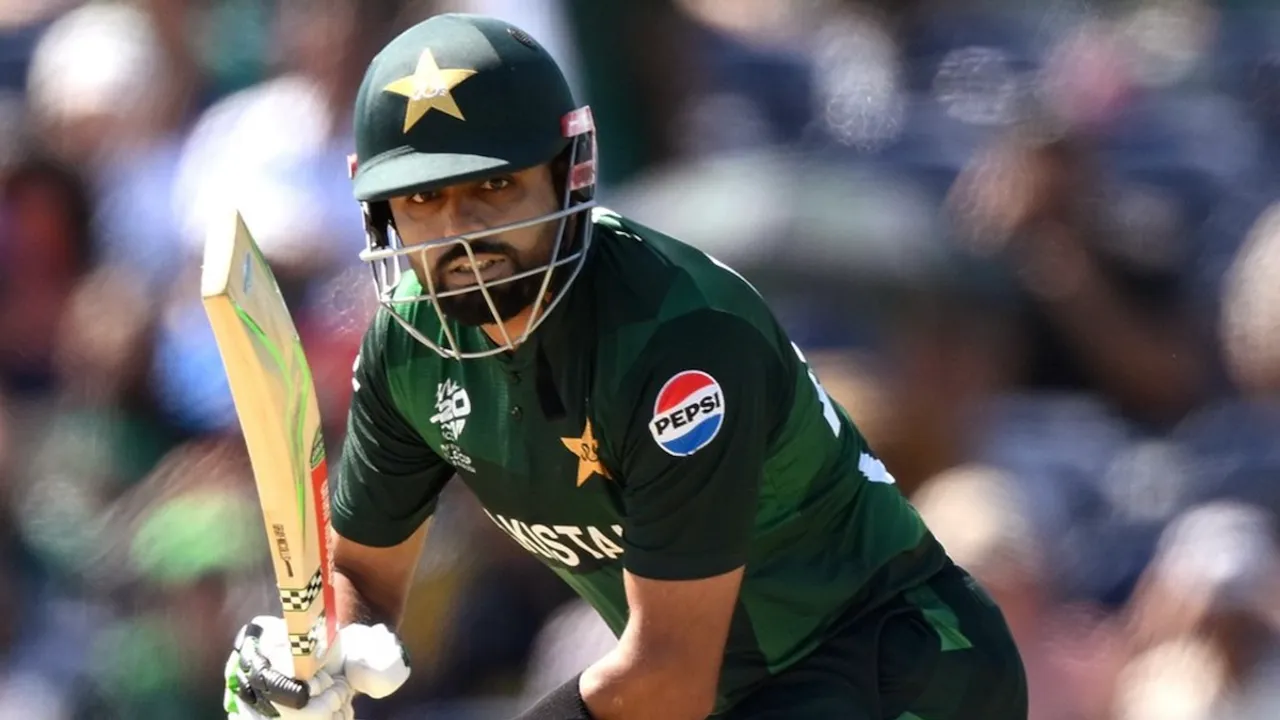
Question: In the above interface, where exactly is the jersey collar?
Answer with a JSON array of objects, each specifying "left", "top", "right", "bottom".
[{"left": 496, "top": 242, "right": 599, "bottom": 396}]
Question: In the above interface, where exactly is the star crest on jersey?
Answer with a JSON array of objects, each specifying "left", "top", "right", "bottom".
[
  {"left": 382, "top": 48, "right": 478, "bottom": 132},
  {"left": 561, "top": 419, "right": 610, "bottom": 487}
]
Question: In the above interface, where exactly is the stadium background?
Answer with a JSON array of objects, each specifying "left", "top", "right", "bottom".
[{"left": 1, "top": 0, "right": 1279, "bottom": 717}]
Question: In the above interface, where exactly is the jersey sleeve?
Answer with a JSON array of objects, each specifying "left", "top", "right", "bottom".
[
  {"left": 611, "top": 310, "right": 787, "bottom": 581},
  {"left": 331, "top": 311, "right": 453, "bottom": 547}
]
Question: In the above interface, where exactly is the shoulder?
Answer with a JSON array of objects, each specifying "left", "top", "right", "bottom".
[
  {"left": 590, "top": 209, "right": 765, "bottom": 305},
  {"left": 609, "top": 309, "right": 790, "bottom": 417},
  {"left": 357, "top": 303, "right": 402, "bottom": 368},
  {"left": 585, "top": 213, "right": 795, "bottom": 431},
  {"left": 588, "top": 209, "right": 785, "bottom": 360},
  {"left": 355, "top": 299, "right": 441, "bottom": 395}
]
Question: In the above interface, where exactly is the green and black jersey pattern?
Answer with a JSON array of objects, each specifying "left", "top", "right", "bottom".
[{"left": 332, "top": 209, "right": 948, "bottom": 711}]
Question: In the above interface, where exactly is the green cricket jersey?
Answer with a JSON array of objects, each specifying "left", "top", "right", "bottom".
[{"left": 332, "top": 209, "right": 948, "bottom": 711}]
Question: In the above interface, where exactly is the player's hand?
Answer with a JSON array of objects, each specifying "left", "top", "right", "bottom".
[{"left": 224, "top": 616, "right": 411, "bottom": 719}]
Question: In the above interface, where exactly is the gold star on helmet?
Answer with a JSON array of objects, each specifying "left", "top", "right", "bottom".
[
  {"left": 383, "top": 49, "right": 478, "bottom": 133},
  {"left": 561, "top": 419, "right": 611, "bottom": 487}
]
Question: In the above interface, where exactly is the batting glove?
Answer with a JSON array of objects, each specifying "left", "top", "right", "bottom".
[{"left": 224, "top": 616, "right": 411, "bottom": 720}]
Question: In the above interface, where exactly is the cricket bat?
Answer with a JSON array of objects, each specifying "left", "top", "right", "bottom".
[{"left": 201, "top": 211, "right": 338, "bottom": 706}]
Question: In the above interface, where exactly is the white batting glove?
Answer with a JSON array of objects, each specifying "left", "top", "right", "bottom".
[{"left": 224, "top": 616, "right": 411, "bottom": 719}]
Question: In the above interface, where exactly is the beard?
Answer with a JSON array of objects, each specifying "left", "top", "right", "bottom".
[{"left": 431, "top": 238, "right": 550, "bottom": 327}]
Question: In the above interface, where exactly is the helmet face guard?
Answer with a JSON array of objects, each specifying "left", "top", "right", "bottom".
[{"left": 353, "top": 106, "right": 598, "bottom": 360}]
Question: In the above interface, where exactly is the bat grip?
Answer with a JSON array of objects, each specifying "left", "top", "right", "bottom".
[{"left": 247, "top": 649, "right": 311, "bottom": 710}]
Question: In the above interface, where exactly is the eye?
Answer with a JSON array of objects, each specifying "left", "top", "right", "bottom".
[
  {"left": 480, "top": 176, "right": 513, "bottom": 192},
  {"left": 406, "top": 191, "right": 439, "bottom": 205}
]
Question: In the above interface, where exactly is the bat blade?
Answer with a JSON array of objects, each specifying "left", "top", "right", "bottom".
[{"left": 201, "top": 211, "right": 337, "bottom": 681}]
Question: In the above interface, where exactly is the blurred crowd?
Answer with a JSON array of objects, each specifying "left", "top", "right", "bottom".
[{"left": 1, "top": 0, "right": 1278, "bottom": 718}]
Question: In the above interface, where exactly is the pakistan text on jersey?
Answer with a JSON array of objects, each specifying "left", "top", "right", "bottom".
[{"left": 484, "top": 511, "right": 625, "bottom": 569}]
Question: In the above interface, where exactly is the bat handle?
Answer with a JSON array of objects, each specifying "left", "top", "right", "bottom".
[
  {"left": 240, "top": 622, "right": 312, "bottom": 710},
  {"left": 246, "top": 649, "right": 311, "bottom": 709}
]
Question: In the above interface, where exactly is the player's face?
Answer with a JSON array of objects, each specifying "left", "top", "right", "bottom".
[{"left": 388, "top": 164, "right": 561, "bottom": 326}]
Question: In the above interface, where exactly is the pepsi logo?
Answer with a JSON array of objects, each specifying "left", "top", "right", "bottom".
[{"left": 648, "top": 370, "right": 725, "bottom": 456}]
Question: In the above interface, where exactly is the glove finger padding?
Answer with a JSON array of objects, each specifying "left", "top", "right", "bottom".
[
  {"left": 339, "top": 624, "right": 411, "bottom": 699},
  {"left": 307, "top": 674, "right": 355, "bottom": 719}
]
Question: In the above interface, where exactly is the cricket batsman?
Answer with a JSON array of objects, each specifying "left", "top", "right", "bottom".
[{"left": 224, "top": 13, "right": 1028, "bottom": 720}]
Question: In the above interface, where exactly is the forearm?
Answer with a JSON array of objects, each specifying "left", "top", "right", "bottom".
[
  {"left": 333, "top": 566, "right": 401, "bottom": 629},
  {"left": 331, "top": 521, "right": 432, "bottom": 630},
  {"left": 579, "top": 645, "right": 716, "bottom": 720}
]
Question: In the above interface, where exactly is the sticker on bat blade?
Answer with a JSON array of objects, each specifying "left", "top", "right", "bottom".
[
  {"left": 242, "top": 251, "right": 254, "bottom": 294},
  {"left": 310, "top": 429, "right": 325, "bottom": 469},
  {"left": 272, "top": 523, "right": 295, "bottom": 578}
]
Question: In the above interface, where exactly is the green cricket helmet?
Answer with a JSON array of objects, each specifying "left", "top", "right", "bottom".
[{"left": 348, "top": 13, "right": 597, "bottom": 359}]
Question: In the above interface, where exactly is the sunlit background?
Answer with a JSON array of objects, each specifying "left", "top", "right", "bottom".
[{"left": 1, "top": 0, "right": 1279, "bottom": 718}]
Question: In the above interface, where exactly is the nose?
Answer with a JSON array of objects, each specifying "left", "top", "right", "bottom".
[{"left": 437, "top": 195, "right": 487, "bottom": 239}]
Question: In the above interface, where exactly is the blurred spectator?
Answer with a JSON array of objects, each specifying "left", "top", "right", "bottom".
[
  {"left": 172, "top": 0, "right": 400, "bottom": 278},
  {"left": 1221, "top": 200, "right": 1280, "bottom": 396},
  {"left": 1116, "top": 501, "right": 1280, "bottom": 719},
  {"left": 11, "top": 265, "right": 176, "bottom": 587},
  {"left": 83, "top": 438, "right": 271, "bottom": 720},
  {"left": 948, "top": 130, "right": 1210, "bottom": 429},
  {"left": 0, "top": 0, "right": 63, "bottom": 162},
  {"left": 0, "top": 153, "right": 95, "bottom": 399},
  {"left": 83, "top": 0, "right": 273, "bottom": 293},
  {"left": 0, "top": 387, "right": 33, "bottom": 713},
  {"left": 25, "top": 2, "right": 172, "bottom": 168}
]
